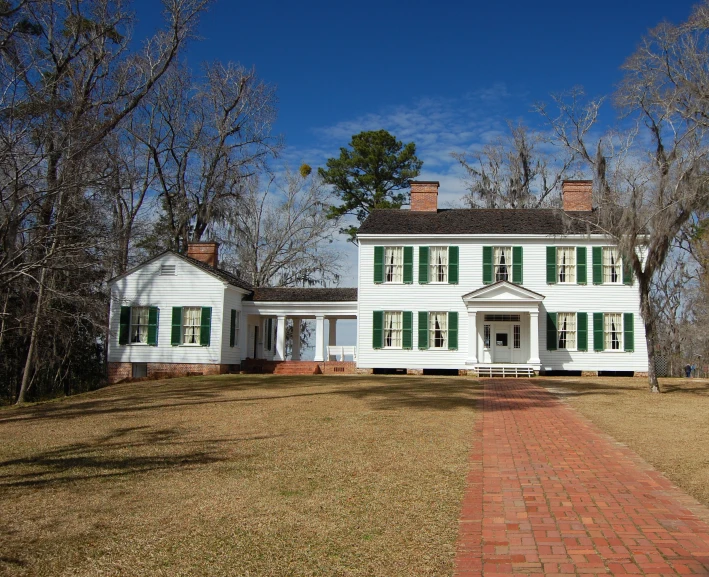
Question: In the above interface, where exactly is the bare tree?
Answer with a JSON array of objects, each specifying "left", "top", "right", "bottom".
[
  {"left": 226, "top": 169, "right": 342, "bottom": 288},
  {"left": 453, "top": 122, "right": 576, "bottom": 209}
]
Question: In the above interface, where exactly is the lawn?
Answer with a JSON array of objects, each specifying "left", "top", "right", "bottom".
[
  {"left": 537, "top": 376, "right": 709, "bottom": 510},
  {"left": 0, "top": 375, "right": 480, "bottom": 577}
]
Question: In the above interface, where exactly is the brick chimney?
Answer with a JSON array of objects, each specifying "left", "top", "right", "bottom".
[
  {"left": 562, "top": 180, "right": 593, "bottom": 212},
  {"left": 410, "top": 181, "right": 439, "bottom": 212},
  {"left": 187, "top": 242, "right": 219, "bottom": 268}
]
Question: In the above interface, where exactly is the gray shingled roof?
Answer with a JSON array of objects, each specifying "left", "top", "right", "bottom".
[
  {"left": 358, "top": 208, "right": 601, "bottom": 235},
  {"left": 180, "top": 253, "right": 254, "bottom": 291},
  {"left": 246, "top": 287, "right": 358, "bottom": 302}
]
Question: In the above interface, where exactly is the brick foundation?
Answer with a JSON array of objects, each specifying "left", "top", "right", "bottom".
[
  {"left": 581, "top": 371, "right": 598, "bottom": 377},
  {"left": 634, "top": 372, "right": 649, "bottom": 377},
  {"left": 320, "top": 361, "right": 357, "bottom": 374},
  {"left": 107, "top": 362, "right": 235, "bottom": 384},
  {"left": 407, "top": 368, "right": 424, "bottom": 375}
]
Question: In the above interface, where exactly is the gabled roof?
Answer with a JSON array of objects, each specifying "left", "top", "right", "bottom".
[
  {"left": 245, "top": 287, "right": 357, "bottom": 302},
  {"left": 358, "top": 208, "right": 602, "bottom": 236},
  {"left": 107, "top": 250, "right": 253, "bottom": 292},
  {"left": 462, "top": 281, "right": 545, "bottom": 302}
]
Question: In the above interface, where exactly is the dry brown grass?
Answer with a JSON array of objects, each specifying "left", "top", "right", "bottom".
[
  {"left": 538, "top": 376, "right": 709, "bottom": 508},
  {"left": 0, "top": 375, "right": 480, "bottom": 577}
]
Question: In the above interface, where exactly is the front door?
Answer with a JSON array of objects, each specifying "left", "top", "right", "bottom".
[{"left": 493, "top": 325, "right": 512, "bottom": 363}]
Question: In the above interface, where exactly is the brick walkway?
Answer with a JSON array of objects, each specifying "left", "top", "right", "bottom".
[{"left": 454, "top": 379, "right": 709, "bottom": 576}]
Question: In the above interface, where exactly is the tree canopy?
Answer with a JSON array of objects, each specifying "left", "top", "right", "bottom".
[{"left": 318, "top": 129, "right": 422, "bottom": 242}]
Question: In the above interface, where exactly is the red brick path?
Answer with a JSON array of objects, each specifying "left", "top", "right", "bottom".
[{"left": 454, "top": 379, "right": 709, "bottom": 576}]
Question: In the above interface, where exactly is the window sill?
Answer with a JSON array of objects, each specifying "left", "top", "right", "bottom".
[{"left": 129, "top": 342, "right": 150, "bottom": 346}]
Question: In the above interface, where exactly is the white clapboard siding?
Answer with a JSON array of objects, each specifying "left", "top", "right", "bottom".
[
  {"left": 108, "top": 253, "right": 227, "bottom": 365},
  {"left": 220, "top": 286, "right": 247, "bottom": 365},
  {"left": 358, "top": 237, "right": 648, "bottom": 371}
]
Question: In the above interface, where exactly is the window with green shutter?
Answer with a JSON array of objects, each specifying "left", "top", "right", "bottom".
[
  {"left": 200, "top": 307, "right": 212, "bottom": 346},
  {"left": 230, "top": 309, "right": 237, "bottom": 347},
  {"left": 119, "top": 306, "right": 130, "bottom": 345},
  {"left": 592, "top": 247, "right": 603, "bottom": 285},
  {"left": 448, "top": 312, "right": 458, "bottom": 350},
  {"left": 419, "top": 247, "right": 429, "bottom": 284},
  {"left": 593, "top": 312, "right": 604, "bottom": 351},
  {"left": 577, "top": 247, "right": 587, "bottom": 284},
  {"left": 448, "top": 246, "right": 459, "bottom": 284},
  {"left": 624, "top": 313, "right": 634, "bottom": 351},
  {"left": 546, "top": 247, "right": 557, "bottom": 284},
  {"left": 546, "top": 312, "right": 557, "bottom": 351},
  {"left": 512, "top": 246, "right": 523, "bottom": 284},
  {"left": 171, "top": 307, "right": 182, "bottom": 345},
  {"left": 147, "top": 307, "right": 159, "bottom": 346},
  {"left": 402, "top": 311, "right": 413, "bottom": 349},
  {"left": 373, "top": 246, "right": 384, "bottom": 284},
  {"left": 403, "top": 247, "right": 413, "bottom": 284},
  {"left": 482, "top": 246, "right": 493, "bottom": 284},
  {"left": 623, "top": 258, "right": 633, "bottom": 285},
  {"left": 418, "top": 311, "right": 428, "bottom": 349},
  {"left": 577, "top": 312, "right": 588, "bottom": 351},
  {"left": 373, "top": 311, "right": 384, "bottom": 349}
]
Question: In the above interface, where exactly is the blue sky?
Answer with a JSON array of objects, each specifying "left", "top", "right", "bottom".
[{"left": 136, "top": 0, "right": 695, "bottom": 287}]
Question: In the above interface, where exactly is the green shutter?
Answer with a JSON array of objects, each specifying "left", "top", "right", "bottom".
[
  {"left": 577, "top": 247, "right": 587, "bottom": 285},
  {"left": 448, "top": 246, "right": 459, "bottom": 284},
  {"left": 512, "top": 246, "right": 523, "bottom": 284},
  {"left": 230, "top": 309, "right": 236, "bottom": 347},
  {"left": 623, "top": 257, "right": 633, "bottom": 285},
  {"left": 200, "top": 307, "right": 212, "bottom": 346},
  {"left": 418, "top": 311, "right": 428, "bottom": 349},
  {"left": 373, "top": 311, "right": 383, "bottom": 349},
  {"left": 592, "top": 247, "right": 603, "bottom": 285},
  {"left": 402, "top": 311, "right": 413, "bottom": 349},
  {"left": 482, "top": 246, "right": 493, "bottom": 284},
  {"left": 546, "top": 312, "right": 557, "bottom": 351},
  {"left": 593, "top": 312, "right": 604, "bottom": 351},
  {"left": 403, "top": 246, "right": 413, "bottom": 284},
  {"left": 419, "top": 246, "right": 429, "bottom": 284},
  {"left": 624, "top": 313, "right": 634, "bottom": 352},
  {"left": 266, "top": 318, "right": 272, "bottom": 351},
  {"left": 147, "top": 307, "right": 159, "bottom": 346},
  {"left": 119, "top": 306, "right": 130, "bottom": 345},
  {"left": 448, "top": 312, "right": 458, "bottom": 350},
  {"left": 546, "top": 246, "right": 557, "bottom": 284},
  {"left": 171, "top": 307, "right": 182, "bottom": 346},
  {"left": 577, "top": 312, "right": 588, "bottom": 351},
  {"left": 373, "top": 246, "right": 384, "bottom": 284}
]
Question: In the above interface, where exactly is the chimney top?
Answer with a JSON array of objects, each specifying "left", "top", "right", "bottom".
[
  {"left": 187, "top": 241, "right": 219, "bottom": 268},
  {"left": 410, "top": 180, "right": 439, "bottom": 212},
  {"left": 562, "top": 180, "right": 593, "bottom": 212}
]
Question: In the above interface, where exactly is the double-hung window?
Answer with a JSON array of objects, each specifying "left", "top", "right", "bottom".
[
  {"left": 603, "top": 247, "right": 621, "bottom": 284},
  {"left": 493, "top": 246, "right": 512, "bottom": 282},
  {"left": 430, "top": 247, "right": 448, "bottom": 283},
  {"left": 429, "top": 312, "right": 448, "bottom": 349},
  {"left": 385, "top": 247, "right": 403, "bottom": 283},
  {"left": 130, "top": 307, "right": 151, "bottom": 344},
  {"left": 183, "top": 307, "right": 202, "bottom": 344},
  {"left": 604, "top": 313, "right": 623, "bottom": 350},
  {"left": 557, "top": 313, "right": 576, "bottom": 350},
  {"left": 557, "top": 247, "right": 576, "bottom": 283},
  {"left": 384, "top": 311, "right": 403, "bottom": 348}
]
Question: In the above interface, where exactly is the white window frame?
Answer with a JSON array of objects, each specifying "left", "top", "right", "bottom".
[
  {"left": 383, "top": 311, "right": 403, "bottom": 349},
  {"left": 384, "top": 246, "right": 404, "bottom": 283},
  {"left": 429, "top": 312, "right": 448, "bottom": 349},
  {"left": 429, "top": 246, "right": 448, "bottom": 283},
  {"left": 182, "top": 307, "right": 202, "bottom": 346},
  {"left": 130, "top": 306, "right": 150, "bottom": 345},
  {"left": 557, "top": 247, "right": 576, "bottom": 284},
  {"left": 557, "top": 313, "right": 577, "bottom": 351},
  {"left": 603, "top": 247, "right": 622, "bottom": 284},
  {"left": 604, "top": 313, "right": 623, "bottom": 351},
  {"left": 493, "top": 246, "right": 512, "bottom": 282}
]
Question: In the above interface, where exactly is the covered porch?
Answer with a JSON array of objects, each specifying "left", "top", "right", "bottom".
[{"left": 463, "top": 281, "right": 544, "bottom": 374}]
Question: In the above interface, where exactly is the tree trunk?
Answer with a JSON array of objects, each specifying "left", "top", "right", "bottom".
[
  {"left": 638, "top": 280, "right": 661, "bottom": 393},
  {"left": 16, "top": 266, "right": 47, "bottom": 404}
]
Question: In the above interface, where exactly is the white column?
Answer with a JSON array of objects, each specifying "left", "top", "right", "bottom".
[
  {"left": 466, "top": 311, "right": 478, "bottom": 364},
  {"left": 314, "top": 315, "right": 325, "bottom": 362},
  {"left": 291, "top": 317, "right": 301, "bottom": 361},
  {"left": 275, "top": 315, "right": 286, "bottom": 361},
  {"left": 529, "top": 311, "right": 541, "bottom": 364},
  {"left": 329, "top": 318, "right": 337, "bottom": 347}
]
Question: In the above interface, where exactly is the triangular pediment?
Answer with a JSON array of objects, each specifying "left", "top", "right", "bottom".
[{"left": 462, "top": 281, "right": 545, "bottom": 302}]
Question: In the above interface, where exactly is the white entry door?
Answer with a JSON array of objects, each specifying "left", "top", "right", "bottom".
[{"left": 493, "top": 325, "right": 512, "bottom": 363}]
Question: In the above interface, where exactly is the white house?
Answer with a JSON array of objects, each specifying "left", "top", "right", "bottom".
[{"left": 106, "top": 180, "right": 648, "bottom": 381}]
